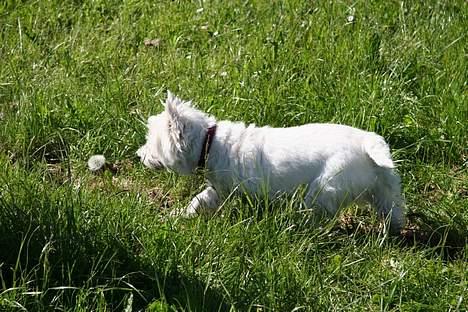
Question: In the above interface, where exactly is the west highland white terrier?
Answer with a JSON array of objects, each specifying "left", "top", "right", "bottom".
[{"left": 137, "top": 91, "right": 405, "bottom": 232}]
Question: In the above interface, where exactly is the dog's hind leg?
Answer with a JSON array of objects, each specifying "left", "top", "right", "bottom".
[
  {"left": 371, "top": 169, "right": 405, "bottom": 233},
  {"left": 304, "top": 177, "right": 345, "bottom": 217}
]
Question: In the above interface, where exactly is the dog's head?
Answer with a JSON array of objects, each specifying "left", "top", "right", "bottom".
[{"left": 137, "top": 91, "right": 215, "bottom": 175}]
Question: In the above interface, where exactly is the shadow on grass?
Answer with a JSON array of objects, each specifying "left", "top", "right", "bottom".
[
  {"left": 225, "top": 195, "right": 466, "bottom": 261},
  {"left": 332, "top": 212, "right": 466, "bottom": 260},
  {"left": 0, "top": 181, "right": 230, "bottom": 311},
  {"left": 399, "top": 212, "right": 466, "bottom": 260}
]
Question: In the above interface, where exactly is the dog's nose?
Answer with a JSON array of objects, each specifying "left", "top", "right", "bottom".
[
  {"left": 132, "top": 153, "right": 141, "bottom": 162},
  {"left": 149, "top": 159, "right": 163, "bottom": 168}
]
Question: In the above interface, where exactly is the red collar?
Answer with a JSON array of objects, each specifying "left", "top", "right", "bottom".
[{"left": 198, "top": 125, "right": 217, "bottom": 168}]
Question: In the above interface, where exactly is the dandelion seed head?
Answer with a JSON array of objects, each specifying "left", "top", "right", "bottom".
[{"left": 88, "top": 155, "right": 106, "bottom": 172}]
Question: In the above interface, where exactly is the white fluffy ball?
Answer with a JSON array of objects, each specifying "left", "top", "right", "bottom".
[{"left": 88, "top": 155, "right": 106, "bottom": 172}]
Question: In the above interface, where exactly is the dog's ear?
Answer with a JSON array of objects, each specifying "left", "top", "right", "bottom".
[
  {"left": 165, "top": 90, "right": 181, "bottom": 122},
  {"left": 164, "top": 91, "right": 186, "bottom": 150},
  {"left": 164, "top": 90, "right": 192, "bottom": 110},
  {"left": 166, "top": 90, "right": 176, "bottom": 106}
]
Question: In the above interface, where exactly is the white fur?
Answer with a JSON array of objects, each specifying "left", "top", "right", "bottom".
[{"left": 137, "top": 92, "right": 406, "bottom": 232}]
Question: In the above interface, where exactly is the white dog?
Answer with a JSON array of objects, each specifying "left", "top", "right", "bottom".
[{"left": 137, "top": 92, "right": 405, "bottom": 232}]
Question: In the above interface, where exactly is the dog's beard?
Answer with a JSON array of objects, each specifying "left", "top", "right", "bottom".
[{"left": 137, "top": 145, "right": 163, "bottom": 169}]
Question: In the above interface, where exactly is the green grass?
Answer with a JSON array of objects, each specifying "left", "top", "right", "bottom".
[{"left": 0, "top": 0, "right": 466, "bottom": 311}]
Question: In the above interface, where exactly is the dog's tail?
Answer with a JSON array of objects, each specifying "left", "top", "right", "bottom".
[{"left": 364, "top": 134, "right": 395, "bottom": 169}]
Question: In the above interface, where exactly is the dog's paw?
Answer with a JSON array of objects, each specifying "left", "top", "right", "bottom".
[{"left": 169, "top": 206, "right": 198, "bottom": 218}]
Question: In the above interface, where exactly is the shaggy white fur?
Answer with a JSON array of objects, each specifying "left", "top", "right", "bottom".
[{"left": 137, "top": 91, "right": 406, "bottom": 232}]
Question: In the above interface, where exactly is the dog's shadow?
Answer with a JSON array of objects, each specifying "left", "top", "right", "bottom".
[
  {"left": 330, "top": 211, "right": 466, "bottom": 261},
  {"left": 220, "top": 195, "right": 466, "bottom": 261},
  {"left": 399, "top": 212, "right": 466, "bottom": 260}
]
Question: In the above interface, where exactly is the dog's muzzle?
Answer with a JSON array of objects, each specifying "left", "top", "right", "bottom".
[{"left": 136, "top": 146, "right": 163, "bottom": 169}]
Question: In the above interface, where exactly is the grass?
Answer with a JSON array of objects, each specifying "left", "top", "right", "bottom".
[{"left": 0, "top": 0, "right": 466, "bottom": 311}]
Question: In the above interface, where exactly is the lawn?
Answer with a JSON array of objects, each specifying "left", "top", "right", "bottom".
[{"left": 0, "top": 0, "right": 466, "bottom": 311}]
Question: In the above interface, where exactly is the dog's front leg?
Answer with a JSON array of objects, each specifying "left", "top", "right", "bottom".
[{"left": 184, "top": 186, "right": 220, "bottom": 217}]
